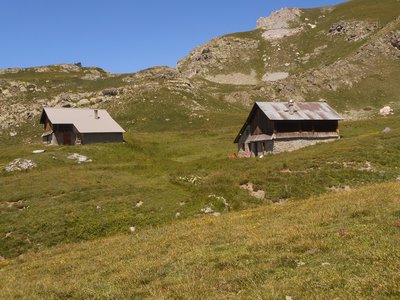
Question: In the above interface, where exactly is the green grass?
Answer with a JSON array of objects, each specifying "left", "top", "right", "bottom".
[
  {"left": 1, "top": 181, "right": 399, "bottom": 299},
  {"left": 1, "top": 1, "right": 400, "bottom": 297},
  {"left": 312, "top": 56, "right": 400, "bottom": 112},
  {"left": 221, "top": 29, "right": 268, "bottom": 80},
  {"left": 2, "top": 114, "right": 400, "bottom": 259},
  {"left": 334, "top": 0, "right": 400, "bottom": 25}
]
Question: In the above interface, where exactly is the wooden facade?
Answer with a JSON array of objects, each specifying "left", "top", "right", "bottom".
[{"left": 234, "top": 102, "right": 343, "bottom": 156}]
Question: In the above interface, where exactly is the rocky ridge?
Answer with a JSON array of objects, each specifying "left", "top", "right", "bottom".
[
  {"left": 177, "top": 4, "right": 400, "bottom": 114},
  {"left": 257, "top": 8, "right": 304, "bottom": 41},
  {"left": 1, "top": 1, "right": 400, "bottom": 138},
  {"left": 177, "top": 36, "right": 260, "bottom": 80}
]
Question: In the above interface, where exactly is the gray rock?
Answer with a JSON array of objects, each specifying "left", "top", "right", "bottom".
[
  {"left": 379, "top": 106, "right": 393, "bottom": 116},
  {"left": 200, "top": 206, "right": 213, "bottom": 214},
  {"left": 102, "top": 88, "right": 118, "bottom": 96},
  {"left": 262, "top": 72, "right": 289, "bottom": 82},
  {"left": 2, "top": 89, "right": 12, "bottom": 97},
  {"left": 177, "top": 36, "right": 259, "bottom": 79},
  {"left": 32, "top": 150, "right": 46, "bottom": 154},
  {"left": 77, "top": 99, "right": 90, "bottom": 106},
  {"left": 256, "top": 8, "right": 302, "bottom": 29},
  {"left": 67, "top": 153, "right": 92, "bottom": 163}
]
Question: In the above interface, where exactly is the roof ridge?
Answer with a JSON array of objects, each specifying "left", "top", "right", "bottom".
[{"left": 44, "top": 107, "right": 107, "bottom": 110}]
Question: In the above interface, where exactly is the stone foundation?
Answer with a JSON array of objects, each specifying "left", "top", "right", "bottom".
[
  {"left": 273, "top": 137, "right": 338, "bottom": 153},
  {"left": 239, "top": 137, "right": 339, "bottom": 157}
]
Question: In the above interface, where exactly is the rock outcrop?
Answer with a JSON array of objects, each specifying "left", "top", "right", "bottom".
[
  {"left": 257, "top": 8, "right": 303, "bottom": 41},
  {"left": 256, "top": 8, "right": 302, "bottom": 29},
  {"left": 177, "top": 36, "right": 259, "bottom": 79},
  {"left": 328, "top": 20, "right": 379, "bottom": 41}
]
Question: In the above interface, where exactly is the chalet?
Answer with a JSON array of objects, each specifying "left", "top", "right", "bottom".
[
  {"left": 40, "top": 107, "right": 125, "bottom": 145},
  {"left": 234, "top": 101, "right": 343, "bottom": 156}
]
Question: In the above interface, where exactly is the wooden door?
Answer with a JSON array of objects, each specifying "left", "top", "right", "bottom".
[{"left": 63, "top": 133, "right": 72, "bottom": 145}]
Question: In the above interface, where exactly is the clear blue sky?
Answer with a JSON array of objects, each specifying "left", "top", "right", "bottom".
[{"left": 1, "top": 0, "right": 346, "bottom": 73}]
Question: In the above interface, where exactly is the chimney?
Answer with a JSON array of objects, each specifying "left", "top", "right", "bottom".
[
  {"left": 94, "top": 109, "right": 99, "bottom": 119},
  {"left": 288, "top": 100, "right": 295, "bottom": 115}
]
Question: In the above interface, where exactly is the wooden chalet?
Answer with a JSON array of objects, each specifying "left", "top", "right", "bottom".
[
  {"left": 234, "top": 101, "right": 343, "bottom": 156},
  {"left": 40, "top": 107, "right": 125, "bottom": 145}
]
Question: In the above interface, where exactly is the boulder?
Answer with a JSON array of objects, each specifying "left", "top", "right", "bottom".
[
  {"left": 102, "top": 88, "right": 118, "bottom": 96},
  {"left": 77, "top": 99, "right": 90, "bottom": 106},
  {"left": 379, "top": 106, "right": 393, "bottom": 116}
]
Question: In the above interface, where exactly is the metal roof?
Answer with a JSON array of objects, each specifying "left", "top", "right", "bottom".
[
  {"left": 256, "top": 102, "right": 343, "bottom": 121},
  {"left": 40, "top": 108, "right": 125, "bottom": 133}
]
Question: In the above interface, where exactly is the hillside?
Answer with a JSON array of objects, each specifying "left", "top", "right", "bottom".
[
  {"left": 0, "top": 65, "right": 244, "bottom": 144},
  {"left": 178, "top": 0, "right": 400, "bottom": 115},
  {"left": 0, "top": 0, "right": 400, "bottom": 298},
  {"left": 0, "top": 0, "right": 399, "bottom": 143},
  {"left": 1, "top": 181, "right": 399, "bottom": 298}
]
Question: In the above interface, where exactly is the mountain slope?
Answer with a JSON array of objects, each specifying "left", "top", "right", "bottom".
[
  {"left": 1, "top": 0, "right": 399, "bottom": 142},
  {"left": 178, "top": 0, "right": 400, "bottom": 114}
]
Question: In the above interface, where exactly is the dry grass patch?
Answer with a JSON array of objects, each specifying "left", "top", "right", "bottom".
[{"left": 1, "top": 182, "right": 399, "bottom": 299}]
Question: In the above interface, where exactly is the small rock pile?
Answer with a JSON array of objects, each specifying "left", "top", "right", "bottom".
[
  {"left": 5, "top": 159, "right": 37, "bottom": 172},
  {"left": 329, "top": 21, "right": 378, "bottom": 41}
]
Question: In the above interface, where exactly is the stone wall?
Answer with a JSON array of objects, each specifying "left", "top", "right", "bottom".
[{"left": 273, "top": 137, "right": 338, "bottom": 153}]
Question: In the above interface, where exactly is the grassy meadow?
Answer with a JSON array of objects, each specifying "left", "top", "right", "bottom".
[
  {"left": 1, "top": 114, "right": 400, "bottom": 260},
  {"left": 1, "top": 73, "right": 400, "bottom": 298},
  {"left": 1, "top": 0, "right": 400, "bottom": 297},
  {"left": 1, "top": 181, "right": 399, "bottom": 299}
]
